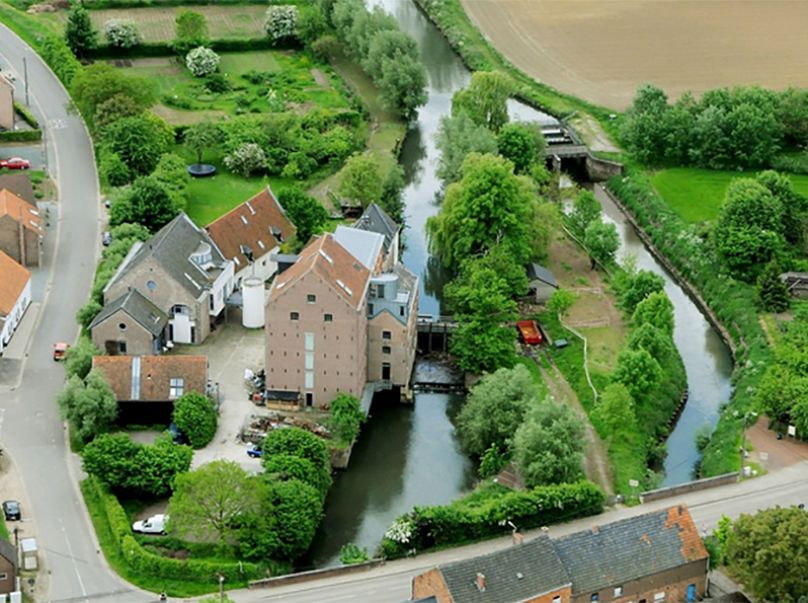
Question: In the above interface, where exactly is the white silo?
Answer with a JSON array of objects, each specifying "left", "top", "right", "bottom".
[{"left": 242, "top": 277, "right": 265, "bottom": 328}]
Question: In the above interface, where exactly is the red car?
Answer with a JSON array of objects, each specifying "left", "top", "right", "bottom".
[{"left": 1, "top": 157, "right": 30, "bottom": 170}]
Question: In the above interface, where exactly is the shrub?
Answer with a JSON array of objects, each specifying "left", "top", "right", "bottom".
[
  {"left": 264, "top": 5, "right": 299, "bottom": 43},
  {"left": 104, "top": 19, "right": 142, "bottom": 49},
  {"left": 172, "top": 392, "right": 217, "bottom": 449},
  {"left": 99, "top": 149, "right": 131, "bottom": 187},
  {"left": 185, "top": 47, "right": 220, "bottom": 78},
  {"left": 339, "top": 543, "right": 369, "bottom": 565},
  {"left": 224, "top": 143, "right": 267, "bottom": 177},
  {"left": 41, "top": 36, "right": 82, "bottom": 86},
  {"left": 311, "top": 35, "right": 340, "bottom": 61},
  {"left": 327, "top": 393, "right": 364, "bottom": 444},
  {"left": 380, "top": 481, "right": 604, "bottom": 558}
]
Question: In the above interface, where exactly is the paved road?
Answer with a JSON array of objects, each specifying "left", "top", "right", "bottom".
[
  {"left": 0, "top": 23, "right": 142, "bottom": 603},
  {"left": 227, "top": 461, "right": 808, "bottom": 603}
]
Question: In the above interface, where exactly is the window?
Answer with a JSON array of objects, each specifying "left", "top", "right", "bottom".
[
  {"left": 117, "top": 341, "right": 127, "bottom": 354},
  {"left": 590, "top": 595, "right": 599, "bottom": 603},
  {"left": 552, "top": 598, "right": 561, "bottom": 603},
  {"left": 324, "top": 313, "right": 333, "bottom": 322},
  {"left": 118, "top": 322, "right": 127, "bottom": 331},
  {"left": 382, "top": 330, "right": 391, "bottom": 340},
  {"left": 305, "top": 352, "right": 314, "bottom": 370},
  {"left": 307, "top": 294, "right": 316, "bottom": 304},
  {"left": 290, "top": 312, "right": 299, "bottom": 321},
  {"left": 368, "top": 303, "right": 374, "bottom": 315},
  {"left": 305, "top": 332, "right": 315, "bottom": 351},
  {"left": 399, "top": 306, "right": 405, "bottom": 316},
  {"left": 614, "top": 586, "right": 623, "bottom": 597},
  {"left": 0, "top": 573, "right": 8, "bottom": 580},
  {"left": 146, "top": 280, "right": 157, "bottom": 291},
  {"left": 382, "top": 346, "right": 391, "bottom": 354},
  {"left": 382, "top": 363, "right": 391, "bottom": 380},
  {"left": 305, "top": 371, "right": 314, "bottom": 389},
  {"left": 169, "top": 378, "right": 184, "bottom": 399},
  {"left": 654, "top": 593, "right": 665, "bottom": 603},
  {"left": 376, "top": 284, "right": 385, "bottom": 298}
]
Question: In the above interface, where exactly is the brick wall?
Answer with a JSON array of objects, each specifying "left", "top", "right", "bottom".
[
  {"left": 574, "top": 559, "right": 708, "bottom": 603},
  {"left": 411, "top": 568, "right": 454, "bottom": 603}
]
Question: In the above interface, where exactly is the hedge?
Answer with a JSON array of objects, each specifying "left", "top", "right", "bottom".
[
  {"left": 380, "top": 481, "right": 604, "bottom": 558},
  {"left": 13, "top": 102, "right": 39, "bottom": 128},
  {"left": 83, "top": 476, "right": 266, "bottom": 585},
  {"left": 86, "top": 37, "right": 298, "bottom": 59},
  {"left": 607, "top": 168, "right": 771, "bottom": 476},
  {"left": 0, "top": 129, "right": 41, "bottom": 142},
  {"left": 82, "top": 0, "right": 304, "bottom": 8}
]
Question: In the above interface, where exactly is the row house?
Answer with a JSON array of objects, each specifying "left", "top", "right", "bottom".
[
  {"left": 0, "top": 248, "right": 31, "bottom": 356},
  {"left": 0, "top": 188, "right": 43, "bottom": 267}
]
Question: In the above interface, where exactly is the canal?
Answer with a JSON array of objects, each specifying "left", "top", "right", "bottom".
[{"left": 308, "top": 0, "right": 734, "bottom": 565}]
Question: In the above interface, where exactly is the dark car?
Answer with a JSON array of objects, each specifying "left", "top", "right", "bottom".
[
  {"left": 3, "top": 500, "right": 20, "bottom": 521},
  {"left": 169, "top": 423, "right": 188, "bottom": 445},
  {"left": 246, "top": 445, "right": 263, "bottom": 458}
]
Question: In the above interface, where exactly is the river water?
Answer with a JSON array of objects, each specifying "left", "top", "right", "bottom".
[{"left": 308, "top": 0, "right": 733, "bottom": 565}]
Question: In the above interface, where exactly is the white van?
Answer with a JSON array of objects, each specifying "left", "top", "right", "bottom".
[{"left": 132, "top": 514, "right": 168, "bottom": 535}]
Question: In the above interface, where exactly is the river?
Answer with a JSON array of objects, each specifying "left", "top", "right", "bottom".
[{"left": 307, "top": 0, "right": 733, "bottom": 565}]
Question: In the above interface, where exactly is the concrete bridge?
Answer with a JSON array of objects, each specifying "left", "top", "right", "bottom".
[
  {"left": 416, "top": 314, "right": 457, "bottom": 354},
  {"left": 541, "top": 123, "right": 622, "bottom": 182}
]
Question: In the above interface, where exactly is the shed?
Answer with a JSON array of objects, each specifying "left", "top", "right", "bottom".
[
  {"left": 264, "top": 389, "right": 302, "bottom": 411},
  {"left": 20, "top": 537, "right": 37, "bottom": 570},
  {"left": 526, "top": 263, "right": 559, "bottom": 302}
]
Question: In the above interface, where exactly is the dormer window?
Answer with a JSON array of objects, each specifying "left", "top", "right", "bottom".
[{"left": 190, "top": 242, "right": 213, "bottom": 266}]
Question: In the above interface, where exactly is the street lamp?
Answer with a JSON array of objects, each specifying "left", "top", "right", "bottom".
[
  {"left": 218, "top": 573, "right": 225, "bottom": 603},
  {"left": 738, "top": 410, "right": 758, "bottom": 478}
]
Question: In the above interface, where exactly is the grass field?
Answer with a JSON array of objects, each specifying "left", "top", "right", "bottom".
[
  {"left": 118, "top": 50, "right": 350, "bottom": 125},
  {"left": 652, "top": 167, "right": 808, "bottom": 223},
  {"left": 50, "top": 4, "right": 267, "bottom": 42}
]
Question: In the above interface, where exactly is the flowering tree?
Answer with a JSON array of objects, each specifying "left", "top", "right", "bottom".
[
  {"left": 264, "top": 5, "right": 298, "bottom": 43},
  {"left": 185, "top": 46, "right": 220, "bottom": 77},
  {"left": 104, "top": 19, "right": 142, "bottom": 49},
  {"left": 224, "top": 143, "right": 267, "bottom": 177}
]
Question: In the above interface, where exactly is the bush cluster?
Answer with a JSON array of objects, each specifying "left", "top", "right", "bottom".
[
  {"left": 380, "top": 481, "right": 603, "bottom": 558},
  {"left": 172, "top": 392, "right": 217, "bottom": 449}
]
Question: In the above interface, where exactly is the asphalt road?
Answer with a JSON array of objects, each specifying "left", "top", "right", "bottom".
[{"left": 0, "top": 23, "right": 142, "bottom": 603}]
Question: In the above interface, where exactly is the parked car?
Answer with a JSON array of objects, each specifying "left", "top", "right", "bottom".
[
  {"left": 0, "top": 157, "right": 30, "bottom": 170},
  {"left": 52, "top": 342, "right": 70, "bottom": 361},
  {"left": 132, "top": 514, "right": 168, "bottom": 535},
  {"left": 169, "top": 422, "right": 187, "bottom": 445},
  {"left": 102, "top": 231, "right": 112, "bottom": 246},
  {"left": 2, "top": 500, "right": 20, "bottom": 521},
  {"left": 246, "top": 445, "right": 263, "bottom": 458}
]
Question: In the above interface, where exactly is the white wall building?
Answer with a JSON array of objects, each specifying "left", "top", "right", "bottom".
[{"left": 0, "top": 249, "right": 31, "bottom": 355}]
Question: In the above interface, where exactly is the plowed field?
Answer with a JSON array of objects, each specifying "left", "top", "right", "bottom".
[{"left": 462, "top": 0, "right": 808, "bottom": 109}]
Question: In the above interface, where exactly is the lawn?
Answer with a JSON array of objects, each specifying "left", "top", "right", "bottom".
[
  {"left": 652, "top": 167, "right": 808, "bottom": 223},
  {"left": 185, "top": 170, "right": 291, "bottom": 226},
  {"left": 50, "top": 5, "right": 268, "bottom": 42},
  {"left": 117, "top": 50, "right": 351, "bottom": 124}
]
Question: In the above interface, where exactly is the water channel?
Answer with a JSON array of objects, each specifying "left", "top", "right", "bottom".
[{"left": 307, "top": 0, "right": 734, "bottom": 565}]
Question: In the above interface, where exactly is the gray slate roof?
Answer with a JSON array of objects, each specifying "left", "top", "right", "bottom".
[
  {"left": 439, "top": 536, "right": 571, "bottom": 603},
  {"left": 554, "top": 507, "right": 705, "bottom": 594},
  {"left": 354, "top": 203, "right": 399, "bottom": 250},
  {"left": 89, "top": 288, "right": 167, "bottom": 336},
  {"left": 527, "top": 263, "right": 558, "bottom": 288},
  {"left": 107, "top": 213, "right": 227, "bottom": 299},
  {"left": 0, "top": 538, "right": 16, "bottom": 567},
  {"left": 393, "top": 262, "right": 417, "bottom": 296}
]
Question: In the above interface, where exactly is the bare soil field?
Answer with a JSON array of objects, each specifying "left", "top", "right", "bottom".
[
  {"left": 53, "top": 5, "right": 267, "bottom": 42},
  {"left": 462, "top": 0, "right": 808, "bottom": 109}
]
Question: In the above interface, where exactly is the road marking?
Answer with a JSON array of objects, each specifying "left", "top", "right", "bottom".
[
  {"left": 58, "top": 516, "right": 89, "bottom": 603},
  {"left": 48, "top": 118, "right": 67, "bottom": 130}
]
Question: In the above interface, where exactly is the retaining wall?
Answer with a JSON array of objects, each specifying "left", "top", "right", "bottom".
[
  {"left": 249, "top": 559, "right": 385, "bottom": 589},
  {"left": 641, "top": 472, "right": 739, "bottom": 503}
]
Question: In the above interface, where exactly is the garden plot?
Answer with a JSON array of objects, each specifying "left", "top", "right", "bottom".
[{"left": 54, "top": 5, "right": 268, "bottom": 42}]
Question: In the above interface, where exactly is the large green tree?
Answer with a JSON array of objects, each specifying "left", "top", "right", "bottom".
[
  {"left": 583, "top": 219, "right": 620, "bottom": 269},
  {"left": 174, "top": 10, "right": 209, "bottom": 54},
  {"left": 513, "top": 399, "right": 585, "bottom": 487},
  {"left": 278, "top": 187, "right": 328, "bottom": 246},
  {"left": 168, "top": 460, "right": 259, "bottom": 546},
  {"left": 338, "top": 153, "right": 384, "bottom": 207},
  {"left": 64, "top": 337, "right": 99, "bottom": 380},
  {"left": 435, "top": 111, "right": 498, "bottom": 185},
  {"left": 70, "top": 64, "right": 155, "bottom": 130},
  {"left": 172, "top": 392, "right": 217, "bottom": 449},
  {"left": 110, "top": 176, "right": 179, "bottom": 233},
  {"left": 427, "top": 153, "right": 544, "bottom": 269},
  {"left": 612, "top": 348, "right": 662, "bottom": 402},
  {"left": 183, "top": 120, "right": 222, "bottom": 165},
  {"left": 58, "top": 370, "right": 118, "bottom": 443},
  {"left": 102, "top": 114, "right": 172, "bottom": 175},
  {"left": 455, "top": 364, "right": 537, "bottom": 456},
  {"left": 327, "top": 393, "right": 364, "bottom": 444},
  {"left": 65, "top": 1, "right": 97, "bottom": 59},
  {"left": 632, "top": 291, "right": 675, "bottom": 336},
  {"left": 452, "top": 71, "right": 515, "bottom": 133},
  {"left": 262, "top": 454, "right": 325, "bottom": 499},
  {"left": 617, "top": 269, "right": 665, "bottom": 314},
  {"left": 756, "top": 261, "right": 790, "bottom": 313},
  {"left": 497, "top": 122, "right": 544, "bottom": 174},
  {"left": 262, "top": 427, "right": 331, "bottom": 494},
  {"left": 568, "top": 190, "right": 601, "bottom": 239},
  {"left": 724, "top": 507, "right": 808, "bottom": 602},
  {"left": 592, "top": 383, "right": 636, "bottom": 439}
]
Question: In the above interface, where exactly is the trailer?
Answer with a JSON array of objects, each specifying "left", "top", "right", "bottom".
[{"left": 517, "top": 320, "right": 543, "bottom": 345}]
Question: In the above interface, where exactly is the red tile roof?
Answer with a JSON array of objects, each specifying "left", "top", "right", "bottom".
[
  {"left": 665, "top": 504, "right": 709, "bottom": 562},
  {"left": 206, "top": 187, "right": 295, "bottom": 270},
  {"left": 0, "top": 189, "right": 43, "bottom": 235},
  {"left": 270, "top": 234, "right": 370, "bottom": 310},
  {"left": 92, "top": 355, "right": 208, "bottom": 402},
  {"left": 0, "top": 249, "right": 30, "bottom": 316}
]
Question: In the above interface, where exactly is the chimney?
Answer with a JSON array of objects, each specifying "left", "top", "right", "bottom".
[
  {"left": 591, "top": 525, "right": 600, "bottom": 535},
  {"left": 512, "top": 531, "right": 524, "bottom": 546},
  {"left": 475, "top": 573, "right": 486, "bottom": 592}
]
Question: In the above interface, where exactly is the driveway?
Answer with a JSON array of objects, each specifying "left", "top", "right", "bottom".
[
  {"left": 0, "top": 143, "right": 45, "bottom": 170},
  {"left": 175, "top": 322, "right": 266, "bottom": 473},
  {"left": 0, "top": 22, "right": 143, "bottom": 602}
]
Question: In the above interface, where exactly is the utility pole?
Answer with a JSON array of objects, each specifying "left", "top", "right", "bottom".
[
  {"left": 739, "top": 411, "right": 757, "bottom": 478},
  {"left": 22, "top": 56, "right": 29, "bottom": 107}
]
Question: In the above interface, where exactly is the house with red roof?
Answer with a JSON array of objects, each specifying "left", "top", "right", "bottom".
[{"left": 0, "top": 249, "right": 31, "bottom": 356}]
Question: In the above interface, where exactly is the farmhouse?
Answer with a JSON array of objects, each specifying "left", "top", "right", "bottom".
[
  {"left": 206, "top": 186, "right": 295, "bottom": 290},
  {"left": 95, "top": 213, "right": 234, "bottom": 349}
]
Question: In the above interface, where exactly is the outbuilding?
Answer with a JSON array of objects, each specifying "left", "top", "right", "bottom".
[{"left": 526, "top": 263, "right": 559, "bottom": 302}]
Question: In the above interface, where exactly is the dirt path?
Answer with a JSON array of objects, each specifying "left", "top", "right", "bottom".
[
  {"left": 536, "top": 359, "right": 614, "bottom": 496},
  {"left": 462, "top": 0, "right": 808, "bottom": 110}
]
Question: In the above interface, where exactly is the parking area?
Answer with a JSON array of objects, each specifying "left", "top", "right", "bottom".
[
  {"left": 747, "top": 415, "right": 808, "bottom": 473},
  {"left": 174, "top": 321, "right": 266, "bottom": 473},
  {"left": 0, "top": 142, "right": 45, "bottom": 171}
]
